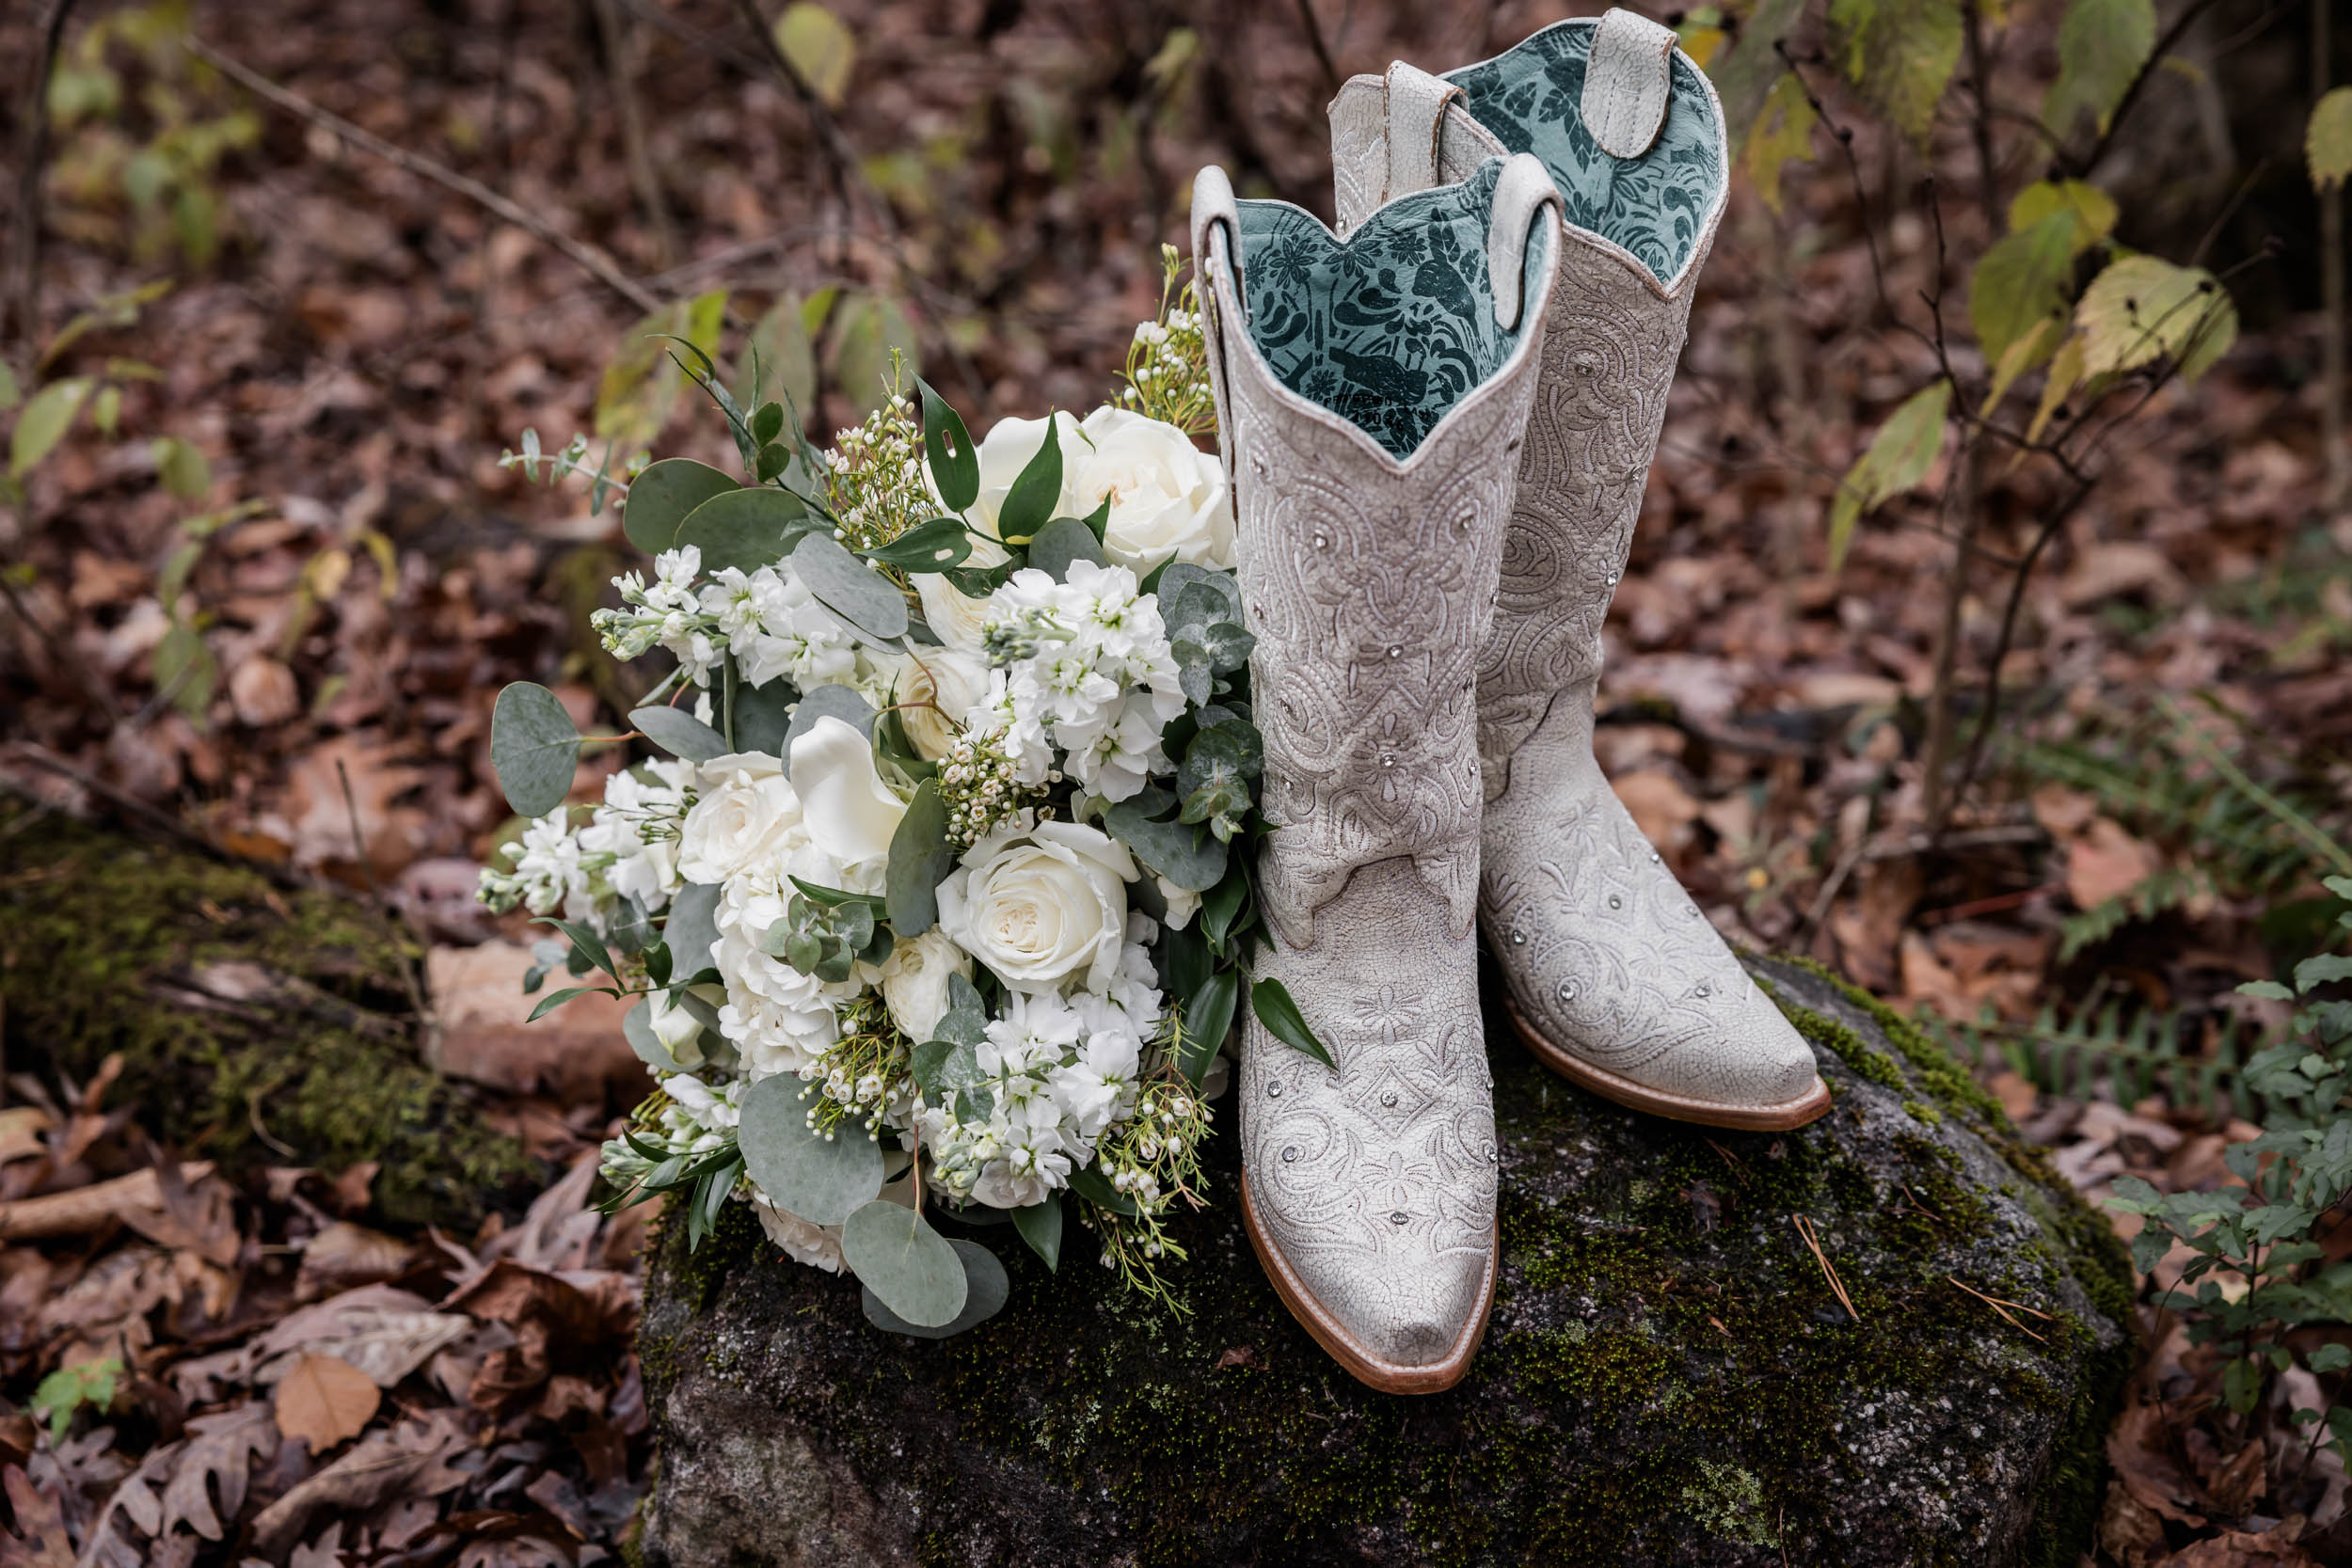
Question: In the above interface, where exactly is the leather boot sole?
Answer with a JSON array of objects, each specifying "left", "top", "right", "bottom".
[
  {"left": 1502, "top": 996, "right": 1832, "bottom": 1131},
  {"left": 1240, "top": 1173, "right": 1496, "bottom": 1396}
]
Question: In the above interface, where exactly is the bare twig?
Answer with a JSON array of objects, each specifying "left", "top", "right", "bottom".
[
  {"left": 590, "top": 0, "right": 679, "bottom": 267},
  {"left": 185, "top": 35, "right": 663, "bottom": 315},
  {"left": 1293, "top": 0, "right": 1342, "bottom": 97},
  {"left": 6, "top": 0, "right": 77, "bottom": 355},
  {"left": 0, "top": 1160, "right": 215, "bottom": 1242}
]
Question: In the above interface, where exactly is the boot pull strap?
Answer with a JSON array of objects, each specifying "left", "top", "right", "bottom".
[
  {"left": 1581, "top": 8, "right": 1678, "bottom": 160},
  {"left": 1187, "top": 164, "right": 1244, "bottom": 490},
  {"left": 1382, "top": 61, "right": 1462, "bottom": 202},
  {"left": 1487, "top": 153, "right": 1563, "bottom": 331}
]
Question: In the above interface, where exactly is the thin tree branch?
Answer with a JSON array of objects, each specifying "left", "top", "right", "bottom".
[
  {"left": 185, "top": 35, "right": 664, "bottom": 315},
  {"left": 7, "top": 0, "right": 78, "bottom": 356},
  {"left": 590, "top": 0, "right": 679, "bottom": 267},
  {"left": 1294, "top": 0, "right": 1342, "bottom": 98},
  {"left": 2057, "top": 0, "right": 2229, "bottom": 180}
]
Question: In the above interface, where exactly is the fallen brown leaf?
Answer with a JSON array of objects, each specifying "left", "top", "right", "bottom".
[
  {"left": 2067, "top": 817, "right": 2164, "bottom": 911},
  {"left": 296, "top": 1220, "right": 419, "bottom": 1299},
  {"left": 0, "top": 1465, "right": 72, "bottom": 1568},
  {"left": 248, "top": 1412, "right": 470, "bottom": 1559},
  {"left": 273, "top": 1354, "right": 381, "bottom": 1455}
]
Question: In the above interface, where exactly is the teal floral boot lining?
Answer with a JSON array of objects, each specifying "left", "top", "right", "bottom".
[
  {"left": 1443, "top": 19, "right": 1723, "bottom": 287},
  {"left": 1233, "top": 160, "right": 1549, "bottom": 460}
]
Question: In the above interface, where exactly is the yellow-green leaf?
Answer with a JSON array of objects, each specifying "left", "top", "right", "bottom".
[
  {"left": 2006, "top": 180, "right": 2118, "bottom": 252},
  {"left": 2309, "top": 86, "right": 2352, "bottom": 192},
  {"left": 2026, "top": 331, "right": 2088, "bottom": 447},
  {"left": 774, "top": 3, "right": 856, "bottom": 110},
  {"left": 153, "top": 617, "right": 217, "bottom": 724},
  {"left": 594, "top": 288, "right": 729, "bottom": 457},
  {"left": 1970, "top": 213, "right": 2079, "bottom": 365},
  {"left": 735, "top": 294, "right": 818, "bottom": 423},
  {"left": 1826, "top": 378, "right": 1951, "bottom": 570},
  {"left": 2043, "top": 0, "right": 2155, "bottom": 138},
  {"left": 8, "top": 377, "right": 92, "bottom": 478},
  {"left": 153, "top": 436, "right": 212, "bottom": 501},
  {"left": 1740, "top": 73, "right": 1819, "bottom": 214},
  {"left": 1981, "top": 313, "right": 2066, "bottom": 416},
  {"left": 825, "top": 292, "right": 921, "bottom": 420},
  {"left": 0, "top": 361, "right": 19, "bottom": 413},
  {"left": 1828, "top": 0, "right": 1962, "bottom": 144},
  {"left": 2074, "top": 254, "right": 2236, "bottom": 381}
]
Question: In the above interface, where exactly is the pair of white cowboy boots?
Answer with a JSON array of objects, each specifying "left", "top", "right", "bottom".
[{"left": 1191, "top": 10, "right": 1831, "bottom": 1395}]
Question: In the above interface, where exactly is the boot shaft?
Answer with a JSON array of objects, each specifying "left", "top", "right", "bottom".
[
  {"left": 1327, "top": 13, "right": 1731, "bottom": 795},
  {"left": 1189, "top": 156, "right": 1562, "bottom": 945}
]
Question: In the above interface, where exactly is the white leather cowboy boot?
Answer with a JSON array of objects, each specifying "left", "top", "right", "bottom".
[
  {"left": 1191, "top": 154, "right": 1562, "bottom": 1392},
  {"left": 1329, "top": 12, "right": 1829, "bottom": 1131}
]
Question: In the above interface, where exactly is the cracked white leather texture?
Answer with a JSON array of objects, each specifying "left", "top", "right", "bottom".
[
  {"left": 1191, "top": 162, "right": 1557, "bottom": 1370},
  {"left": 1580, "top": 8, "right": 1677, "bottom": 160},
  {"left": 1330, "top": 19, "right": 1822, "bottom": 1117}
]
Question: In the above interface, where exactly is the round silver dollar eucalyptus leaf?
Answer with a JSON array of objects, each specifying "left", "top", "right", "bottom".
[
  {"left": 629, "top": 705, "right": 727, "bottom": 762},
  {"left": 840, "top": 1199, "right": 967, "bottom": 1328},
  {"left": 860, "top": 1239, "right": 1009, "bottom": 1338},
  {"left": 737, "top": 1075, "right": 884, "bottom": 1227}
]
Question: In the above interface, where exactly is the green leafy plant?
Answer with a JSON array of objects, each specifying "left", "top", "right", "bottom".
[
  {"left": 29, "top": 1357, "right": 122, "bottom": 1441},
  {"left": 2110, "top": 879, "right": 2352, "bottom": 1459}
]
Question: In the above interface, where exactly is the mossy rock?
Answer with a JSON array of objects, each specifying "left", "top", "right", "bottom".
[
  {"left": 0, "top": 800, "right": 539, "bottom": 1228},
  {"left": 635, "top": 958, "right": 2133, "bottom": 1568}
]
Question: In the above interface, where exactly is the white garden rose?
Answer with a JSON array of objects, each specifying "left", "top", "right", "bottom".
[
  {"left": 913, "top": 534, "right": 1009, "bottom": 657},
  {"left": 676, "top": 755, "right": 798, "bottom": 884},
  {"left": 964, "top": 406, "right": 1232, "bottom": 574},
  {"left": 1070, "top": 406, "right": 1233, "bottom": 573},
  {"left": 788, "top": 716, "right": 905, "bottom": 885},
  {"left": 879, "top": 929, "right": 975, "bottom": 1042},
  {"left": 937, "top": 818, "right": 1137, "bottom": 995},
  {"left": 882, "top": 646, "right": 992, "bottom": 762}
]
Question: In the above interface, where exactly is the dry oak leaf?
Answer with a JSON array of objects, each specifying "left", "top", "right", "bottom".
[
  {"left": 248, "top": 1412, "right": 471, "bottom": 1559},
  {"left": 274, "top": 1354, "right": 382, "bottom": 1454},
  {"left": 2066, "top": 817, "right": 2163, "bottom": 910},
  {"left": 2157, "top": 1528, "right": 2324, "bottom": 1568},
  {"left": 0, "top": 1465, "right": 72, "bottom": 1568}
]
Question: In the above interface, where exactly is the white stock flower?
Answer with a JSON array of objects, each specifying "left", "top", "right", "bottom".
[
  {"left": 1068, "top": 406, "right": 1233, "bottom": 573},
  {"left": 937, "top": 819, "right": 1136, "bottom": 995},
  {"left": 676, "top": 755, "right": 797, "bottom": 885},
  {"left": 788, "top": 716, "right": 904, "bottom": 883},
  {"left": 879, "top": 929, "right": 974, "bottom": 1042}
]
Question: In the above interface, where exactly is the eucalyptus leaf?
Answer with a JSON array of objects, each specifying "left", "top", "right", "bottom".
[
  {"left": 791, "top": 531, "right": 910, "bottom": 643},
  {"left": 1026, "top": 515, "right": 1108, "bottom": 581},
  {"left": 622, "top": 458, "right": 738, "bottom": 558},
  {"left": 1170, "top": 642, "right": 1214, "bottom": 707},
  {"left": 1157, "top": 563, "right": 1243, "bottom": 629},
  {"left": 861, "top": 1238, "right": 1006, "bottom": 1338},
  {"left": 630, "top": 705, "right": 728, "bottom": 762},
  {"left": 918, "top": 377, "right": 979, "bottom": 513},
  {"left": 1200, "top": 622, "right": 1255, "bottom": 674},
  {"left": 1010, "top": 1195, "right": 1062, "bottom": 1271},
  {"left": 1252, "top": 976, "right": 1336, "bottom": 1069},
  {"left": 936, "top": 974, "right": 988, "bottom": 1046},
  {"left": 490, "top": 682, "right": 582, "bottom": 816},
  {"left": 738, "top": 1074, "right": 885, "bottom": 1227},
  {"left": 675, "top": 484, "right": 817, "bottom": 574},
  {"left": 663, "top": 881, "right": 723, "bottom": 978},
  {"left": 608, "top": 895, "right": 656, "bottom": 958},
  {"left": 732, "top": 676, "right": 799, "bottom": 756},
  {"left": 1179, "top": 968, "right": 1239, "bottom": 1086},
  {"left": 995, "top": 419, "right": 1064, "bottom": 544},
  {"left": 1104, "top": 786, "right": 1228, "bottom": 891},
  {"left": 623, "top": 1001, "right": 689, "bottom": 1072},
  {"left": 862, "top": 515, "right": 972, "bottom": 572},
  {"left": 885, "top": 779, "right": 952, "bottom": 936},
  {"left": 1065, "top": 1164, "right": 1139, "bottom": 1218},
  {"left": 782, "top": 683, "right": 878, "bottom": 758},
  {"left": 840, "top": 1199, "right": 966, "bottom": 1327}
]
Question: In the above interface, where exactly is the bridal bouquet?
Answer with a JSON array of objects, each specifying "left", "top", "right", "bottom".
[{"left": 476, "top": 253, "right": 1327, "bottom": 1336}]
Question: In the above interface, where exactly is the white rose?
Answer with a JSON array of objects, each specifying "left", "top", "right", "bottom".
[
  {"left": 936, "top": 819, "right": 1136, "bottom": 995},
  {"left": 913, "top": 535, "right": 1009, "bottom": 657},
  {"left": 677, "top": 757, "right": 799, "bottom": 884},
  {"left": 1070, "top": 406, "right": 1233, "bottom": 573},
  {"left": 968, "top": 412, "right": 1083, "bottom": 540},
  {"left": 788, "top": 716, "right": 905, "bottom": 883},
  {"left": 879, "top": 929, "right": 975, "bottom": 1042},
  {"left": 883, "top": 646, "right": 993, "bottom": 761}
]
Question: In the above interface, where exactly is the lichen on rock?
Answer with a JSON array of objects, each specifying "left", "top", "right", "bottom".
[
  {"left": 635, "top": 958, "right": 2133, "bottom": 1568},
  {"left": 0, "top": 801, "right": 538, "bottom": 1227}
]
